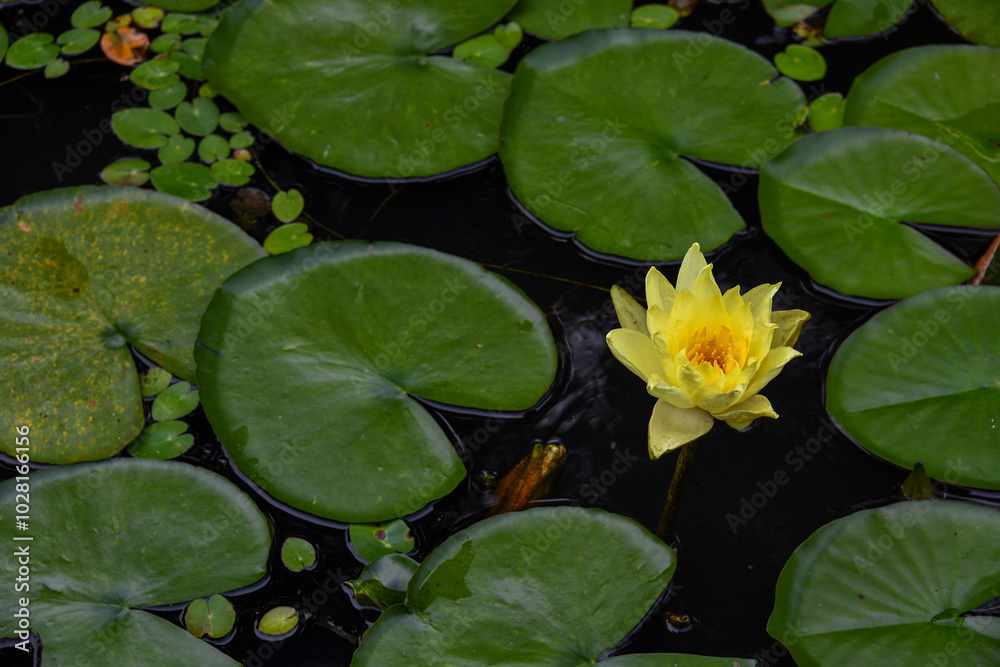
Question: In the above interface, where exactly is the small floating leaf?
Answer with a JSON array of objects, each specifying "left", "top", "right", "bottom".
[
  {"left": 127, "top": 420, "right": 195, "bottom": 460},
  {"left": 112, "top": 108, "right": 180, "bottom": 148},
  {"left": 57, "top": 28, "right": 101, "bottom": 56},
  {"left": 218, "top": 111, "right": 247, "bottom": 133},
  {"left": 348, "top": 554, "right": 418, "bottom": 610},
  {"left": 229, "top": 130, "right": 254, "bottom": 149},
  {"left": 211, "top": 158, "right": 254, "bottom": 186},
  {"left": 258, "top": 606, "right": 298, "bottom": 637},
  {"left": 185, "top": 594, "right": 236, "bottom": 639},
  {"left": 807, "top": 92, "right": 845, "bottom": 131},
  {"left": 151, "top": 32, "right": 183, "bottom": 54},
  {"left": 141, "top": 366, "right": 173, "bottom": 396},
  {"left": 198, "top": 134, "right": 230, "bottom": 163},
  {"left": 131, "top": 57, "right": 181, "bottom": 90},
  {"left": 263, "top": 223, "right": 312, "bottom": 255},
  {"left": 775, "top": 44, "right": 826, "bottom": 81},
  {"left": 350, "top": 520, "right": 414, "bottom": 563},
  {"left": 101, "top": 159, "right": 151, "bottom": 187},
  {"left": 71, "top": 1, "right": 113, "bottom": 29},
  {"left": 151, "top": 381, "right": 199, "bottom": 421},
  {"left": 132, "top": 7, "right": 166, "bottom": 29},
  {"left": 6, "top": 33, "right": 60, "bottom": 70},
  {"left": 902, "top": 462, "right": 936, "bottom": 500},
  {"left": 280, "top": 537, "right": 317, "bottom": 572},
  {"left": 151, "top": 162, "right": 218, "bottom": 201},
  {"left": 157, "top": 135, "right": 196, "bottom": 165},
  {"left": 44, "top": 58, "right": 70, "bottom": 79},
  {"left": 630, "top": 4, "right": 680, "bottom": 29},
  {"left": 271, "top": 189, "right": 304, "bottom": 223},
  {"left": 492, "top": 22, "right": 523, "bottom": 49},
  {"left": 149, "top": 80, "right": 188, "bottom": 110},
  {"left": 175, "top": 98, "right": 220, "bottom": 136},
  {"left": 453, "top": 34, "right": 511, "bottom": 69},
  {"left": 162, "top": 12, "right": 202, "bottom": 35}
]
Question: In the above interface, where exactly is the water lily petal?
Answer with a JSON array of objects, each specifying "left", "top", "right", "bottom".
[
  {"left": 646, "top": 375, "right": 695, "bottom": 409},
  {"left": 746, "top": 346, "right": 801, "bottom": 398},
  {"left": 743, "top": 282, "right": 779, "bottom": 323},
  {"left": 674, "top": 351, "right": 706, "bottom": 396},
  {"left": 721, "top": 285, "right": 744, "bottom": 316},
  {"left": 676, "top": 242, "right": 707, "bottom": 292},
  {"left": 644, "top": 267, "right": 675, "bottom": 313},
  {"left": 771, "top": 308, "right": 811, "bottom": 347},
  {"left": 606, "top": 329, "right": 664, "bottom": 381},
  {"left": 714, "top": 394, "right": 778, "bottom": 424},
  {"left": 611, "top": 285, "right": 649, "bottom": 335},
  {"left": 648, "top": 400, "right": 713, "bottom": 459},
  {"left": 690, "top": 263, "right": 722, "bottom": 303},
  {"left": 694, "top": 382, "right": 746, "bottom": 414}
]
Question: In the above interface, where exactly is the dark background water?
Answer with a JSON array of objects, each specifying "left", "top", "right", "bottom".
[{"left": 1, "top": 0, "right": 997, "bottom": 665}]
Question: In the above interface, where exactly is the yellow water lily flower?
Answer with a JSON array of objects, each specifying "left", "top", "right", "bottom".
[{"left": 606, "top": 243, "right": 810, "bottom": 459}]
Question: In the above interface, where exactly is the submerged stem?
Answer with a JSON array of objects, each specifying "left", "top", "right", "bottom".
[{"left": 657, "top": 441, "right": 698, "bottom": 542}]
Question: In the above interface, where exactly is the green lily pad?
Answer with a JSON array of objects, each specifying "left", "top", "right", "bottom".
[
  {"left": 271, "top": 189, "right": 304, "bottom": 223},
  {"left": 263, "top": 223, "right": 312, "bottom": 255},
  {"left": 149, "top": 81, "right": 189, "bottom": 110},
  {"left": 44, "top": 58, "right": 70, "bottom": 79},
  {"left": 0, "top": 186, "right": 263, "bottom": 463},
  {"left": 158, "top": 135, "right": 196, "bottom": 165},
  {"left": 600, "top": 658, "right": 756, "bottom": 667},
  {"left": 807, "top": 92, "right": 845, "bottom": 131},
  {"left": 57, "top": 28, "right": 101, "bottom": 56},
  {"left": 71, "top": 0, "right": 112, "bottom": 29},
  {"left": 212, "top": 158, "right": 254, "bottom": 186},
  {"left": 229, "top": 130, "right": 254, "bottom": 149},
  {"left": 151, "top": 380, "right": 200, "bottom": 420},
  {"left": 141, "top": 366, "right": 173, "bottom": 396},
  {"left": 827, "top": 286, "right": 1000, "bottom": 488},
  {"left": 259, "top": 606, "right": 299, "bottom": 636},
  {"left": 630, "top": 4, "right": 680, "bottom": 29},
  {"left": 163, "top": 12, "right": 205, "bottom": 35},
  {"left": 493, "top": 22, "right": 524, "bottom": 49},
  {"left": 195, "top": 241, "right": 558, "bottom": 522},
  {"left": 127, "top": 419, "right": 195, "bottom": 459},
  {"left": 350, "top": 519, "right": 414, "bottom": 563},
  {"left": 775, "top": 44, "right": 826, "bottom": 81},
  {"left": 133, "top": 7, "right": 166, "bottom": 29},
  {"left": 759, "top": 127, "right": 1000, "bottom": 299},
  {"left": 762, "top": 0, "right": 913, "bottom": 36},
  {"left": 843, "top": 45, "right": 1000, "bottom": 185},
  {"left": 507, "top": 0, "right": 630, "bottom": 39},
  {"left": 280, "top": 536, "right": 317, "bottom": 572},
  {"left": 131, "top": 58, "right": 182, "bottom": 90},
  {"left": 203, "top": 0, "right": 517, "bottom": 178},
  {"left": 199, "top": 134, "right": 230, "bottom": 163},
  {"left": 6, "top": 33, "right": 60, "bottom": 70},
  {"left": 112, "top": 108, "right": 181, "bottom": 149},
  {"left": 453, "top": 34, "right": 512, "bottom": 69},
  {"left": 150, "top": 162, "right": 219, "bottom": 201},
  {"left": 0, "top": 459, "right": 271, "bottom": 665},
  {"left": 769, "top": 500, "right": 1000, "bottom": 664},
  {"left": 100, "top": 159, "right": 152, "bottom": 187},
  {"left": 152, "top": 32, "right": 184, "bottom": 54},
  {"left": 931, "top": 0, "right": 1000, "bottom": 46},
  {"left": 352, "top": 507, "right": 686, "bottom": 665},
  {"left": 500, "top": 29, "right": 805, "bottom": 261},
  {"left": 185, "top": 594, "right": 236, "bottom": 639},
  {"left": 348, "top": 554, "right": 419, "bottom": 610},
  {"left": 175, "top": 97, "right": 220, "bottom": 136},
  {"left": 147, "top": 0, "right": 222, "bottom": 11}
]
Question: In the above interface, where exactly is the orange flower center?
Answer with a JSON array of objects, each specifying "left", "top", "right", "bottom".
[{"left": 685, "top": 325, "right": 741, "bottom": 373}]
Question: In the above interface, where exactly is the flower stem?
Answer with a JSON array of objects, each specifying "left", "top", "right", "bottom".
[{"left": 657, "top": 441, "right": 698, "bottom": 542}]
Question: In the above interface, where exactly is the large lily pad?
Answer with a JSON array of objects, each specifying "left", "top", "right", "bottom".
[
  {"left": 353, "top": 507, "right": 674, "bottom": 665},
  {"left": 931, "top": 0, "right": 1000, "bottom": 46},
  {"left": 0, "top": 186, "right": 263, "bottom": 463},
  {"left": 759, "top": 128, "right": 1000, "bottom": 299},
  {"left": 827, "top": 286, "right": 1000, "bottom": 488},
  {"left": 147, "top": 0, "right": 221, "bottom": 10},
  {"left": 768, "top": 500, "right": 1000, "bottom": 665},
  {"left": 203, "top": 0, "right": 518, "bottom": 178},
  {"left": 0, "top": 459, "right": 272, "bottom": 665},
  {"left": 843, "top": 45, "right": 1000, "bottom": 185},
  {"left": 507, "top": 0, "right": 630, "bottom": 39},
  {"left": 196, "top": 241, "right": 558, "bottom": 522},
  {"left": 499, "top": 29, "right": 805, "bottom": 260}
]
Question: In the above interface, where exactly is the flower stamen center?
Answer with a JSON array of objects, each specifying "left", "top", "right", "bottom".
[{"left": 686, "top": 325, "right": 740, "bottom": 373}]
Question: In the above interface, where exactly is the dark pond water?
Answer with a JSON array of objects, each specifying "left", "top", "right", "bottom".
[{"left": 1, "top": 1, "right": 997, "bottom": 665}]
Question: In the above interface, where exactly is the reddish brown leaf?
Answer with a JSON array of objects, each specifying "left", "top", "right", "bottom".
[{"left": 101, "top": 26, "right": 149, "bottom": 66}]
